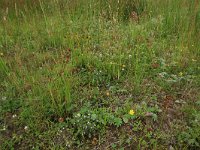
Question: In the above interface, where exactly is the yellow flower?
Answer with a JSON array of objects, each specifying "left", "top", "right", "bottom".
[
  {"left": 106, "top": 91, "right": 110, "bottom": 96},
  {"left": 129, "top": 109, "right": 135, "bottom": 115},
  {"left": 122, "top": 64, "right": 126, "bottom": 68},
  {"left": 179, "top": 72, "right": 183, "bottom": 76}
]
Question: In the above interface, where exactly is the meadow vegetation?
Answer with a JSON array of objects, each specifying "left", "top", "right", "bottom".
[{"left": 0, "top": 0, "right": 200, "bottom": 149}]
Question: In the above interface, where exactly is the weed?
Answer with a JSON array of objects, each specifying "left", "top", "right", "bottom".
[{"left": 0, "top": 0, "right": 199, "bottom": 149}]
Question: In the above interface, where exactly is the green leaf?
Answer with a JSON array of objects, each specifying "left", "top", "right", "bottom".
[
  {"left": 91, "top": 114, "right": 97, "bottom": 120},
  {"left": 152, "top": 113, "right": 158, "bottom": 121},
  {"left": 111, "top": 143, "right": 117, "bottom": 148},
  {"left": 122, "top": 116, "right": 129, "bottom": 123},
  {"left": 114, "top": 118, "right": 122, "bottom": 127}
]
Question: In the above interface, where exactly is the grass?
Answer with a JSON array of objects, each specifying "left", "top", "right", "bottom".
[{"left": 0, "top": 0, "right": 200, "bottom": 149}]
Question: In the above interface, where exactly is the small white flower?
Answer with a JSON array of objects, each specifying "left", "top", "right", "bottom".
[
  {"left": 129, "top": 54, "right": 132, "bottom": 58},
  {"left": 24, "top": 126, "right": 28, "bottom": 130},
  {"left": 12, "top": 114, "right": 17, "bottom": 118},
  {"left": 2, "top": 125, "right": 6, "bottom": 131}
]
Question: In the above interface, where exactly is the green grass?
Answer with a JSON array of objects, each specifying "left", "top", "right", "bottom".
[{"left": 0, "top": 0, "right": 200, "bottom": 149}]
